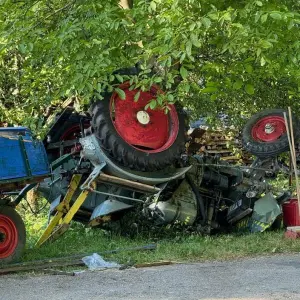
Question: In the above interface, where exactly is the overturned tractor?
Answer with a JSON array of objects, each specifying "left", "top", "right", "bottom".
[
  {"left": 0, "top": 81, "right": 296, "bottom": 262},
  {"left": 36, "top": 86, "right": 293, "bottom": 244}
]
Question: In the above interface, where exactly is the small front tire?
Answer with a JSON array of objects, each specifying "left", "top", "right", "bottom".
[
  {"left": 242, "top": 109, "right": 299, "bottom": 158},
  {"left": 0, "top": 206, "right": 26, "bottom": 264}
]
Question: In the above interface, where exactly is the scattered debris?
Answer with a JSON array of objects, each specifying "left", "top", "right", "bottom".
[
  {"left": 249, "top": 193, "right": 281, "bottom": 233},
  {"left": 134, "top": 261, "right": 173, "bottom": 268},
  {"left": 42, "top": 269, "right": 76, "bottom": 276},
  {"left": 0, "top": 259, "right": 84, "bottom": 275},
  {"left": 187, "top": 128, "right": 252, "bottom": 164},
  {"left": 119, "top": 260, "right": 174, "bottom": 271},
  {"left": 82, "top": 253, "right": 120, "bottom": 271},
  {"left": 119, "top": 259, "right": 136, "bottom": 270},
  {"left": 0, "top": 244, "right": 156, "bottom": 275}
]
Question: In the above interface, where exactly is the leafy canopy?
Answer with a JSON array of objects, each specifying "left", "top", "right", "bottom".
[{"left": 0, "top": 0, "right": 299, "bottom": 131}]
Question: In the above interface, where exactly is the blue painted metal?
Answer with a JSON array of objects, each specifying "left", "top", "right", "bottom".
[{"left": 0, "top": 127, "right": 50, "bottom": 182}]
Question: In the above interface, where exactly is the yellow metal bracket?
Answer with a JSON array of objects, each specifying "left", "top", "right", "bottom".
[
  {"left": 36, "top": 163, "right": 106, "bottom": 247},
  {"left": 36, "top": 174, "right": 86, "bottom": 247}
]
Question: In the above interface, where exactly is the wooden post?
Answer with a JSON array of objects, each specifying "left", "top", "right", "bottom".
[
  {"left": 119, "top": 0, "right": 133, "bottom": 9},
  {"left": 284, "top": 109, "right": 300, "bottom": 216},
  {"left": 118, "top": 0, "right": 143, "bottom": 48},
  {"left": 289, "top": 151, "right": 293, "bottom": 187}
]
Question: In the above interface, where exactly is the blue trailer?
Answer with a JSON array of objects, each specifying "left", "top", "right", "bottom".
[{"left": 0, "top": 127, "right": 50, "bottom": 263}]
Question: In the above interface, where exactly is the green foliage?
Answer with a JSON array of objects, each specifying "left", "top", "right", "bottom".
[{"left": 0, "top": 0, "right": 300, "bottom": 131}]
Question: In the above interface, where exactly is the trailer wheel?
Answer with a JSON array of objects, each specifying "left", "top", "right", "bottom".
[
  {"left": 91, "top": 82, "right": 188, "bottom": 171},
  {"left": 0, "top": 206, "right": 26, "bottom": 264},
  {"left": 242, "top": 109, "right": 299, "bottom": 158}
]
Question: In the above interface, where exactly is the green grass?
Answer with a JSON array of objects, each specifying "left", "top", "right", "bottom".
[{"left": 19, "top": 210, "right": 300, "bottom": 265}]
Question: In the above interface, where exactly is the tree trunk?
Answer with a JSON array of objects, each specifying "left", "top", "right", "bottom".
[{"left": 119, "top": 0, "right": 133, "bottom": 9}]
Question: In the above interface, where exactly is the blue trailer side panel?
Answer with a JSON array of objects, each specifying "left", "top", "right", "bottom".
[
  {"left": 0, "top": 127, "right": 50, "bottom": 181},
  {"left": 24, "top": 140, "right": 50, "bottom": 176},
  {"left": 0, "top": 135, "right": 27, "bottom": 179}
]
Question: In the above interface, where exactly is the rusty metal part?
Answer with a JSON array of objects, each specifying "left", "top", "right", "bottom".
[
  {"left": 0, "top": 175, "right": 48, "bottom": 193},
  {"left": 89, "top": 215, "right": 111, "bottom": 227},
  {"left": 97, "top": 173, "right": 161, "bottom": 193}
]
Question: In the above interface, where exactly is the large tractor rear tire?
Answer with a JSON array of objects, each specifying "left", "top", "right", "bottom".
[
  {"left": 90, "top": 82, "right": 188, "bottom": 172},
  {"left": 0, "top": 206, "right": 26, "bottom": 264}
]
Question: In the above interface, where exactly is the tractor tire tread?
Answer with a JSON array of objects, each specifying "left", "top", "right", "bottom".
[{"left": 90, "top": 97, "right": 188, "bottom": 172}]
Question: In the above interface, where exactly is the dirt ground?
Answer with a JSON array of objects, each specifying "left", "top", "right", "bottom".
[{"left": 1, "top": 254, "right": 300, "bottom": 300}]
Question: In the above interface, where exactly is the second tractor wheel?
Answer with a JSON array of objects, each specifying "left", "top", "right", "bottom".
[
  {"left": 242, "top": 109, "right": 299, "bottom": 158},
  {"left": 90, "top": 82, "right": 188, "bottom": 172},
  {"left": 0, "top": 206, "right": 26, "bottom": 264}
]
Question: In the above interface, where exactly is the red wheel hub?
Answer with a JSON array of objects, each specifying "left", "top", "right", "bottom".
[
  {"left": 110, "top": 82, "right": 179, "bottom": 153},
  {"left": 251, "top": 116, "right": 286, "bottom": 142},
  {"left": 60, "top": 125, "right": 85, "bottom": 141},
  {"left": 0, "top": 214, "right": 18, "bottom": 259},
  {"left": 60, "top": 124, "right": 89, "bottom": 153}
]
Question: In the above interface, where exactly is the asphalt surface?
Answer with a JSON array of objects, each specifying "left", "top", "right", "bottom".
[{"left": 1, "top": 254, "right": 300, "bottom": 300}]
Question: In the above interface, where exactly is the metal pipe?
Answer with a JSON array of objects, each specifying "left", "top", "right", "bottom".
[
  {"left": 90, "top": 189, "right": 144, "bottom": 203},
  {"left": 97, "top": 173, "right": 160, "bottom": 193}
]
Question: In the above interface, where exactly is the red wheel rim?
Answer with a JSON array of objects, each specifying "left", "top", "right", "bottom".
[
  {"left": 60, "top": 125, "right": 85, "bottom": 141},
  {"left": 251, "top": 116, "right": 286, "bottom": 142},
  {"left": 60, "top": 124, "right": 89, "bottom": 153},
  {"left": 0, "top": 214, "right": 18, "bottom": 259},
  {"left": 110, "top": 82, "right": 179, "bottom": 153}
]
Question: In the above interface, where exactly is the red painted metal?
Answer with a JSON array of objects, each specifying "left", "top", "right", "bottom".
[
  {"left": 251, "top": 116, "right": 286, "bottom": 142},
  {"left": 282, "top": 199, "right": 300, "bottom": 227},
  {"left": 60, "top": 125, "right": 82, "bottom": 141},
  {"left": 110, "top": 82, "right": 179, "bottom": 153},
  {"left": 60, "top": 124, "right": 88, "bottom": 154},
  {"left": 0, "top": 214, "right": 18, "bottom": 258}
]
